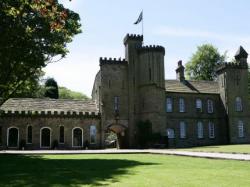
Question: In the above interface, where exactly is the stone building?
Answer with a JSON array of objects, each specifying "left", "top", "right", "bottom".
[{"left": 0, "top": 34, "right": 250, "bottom": 149}]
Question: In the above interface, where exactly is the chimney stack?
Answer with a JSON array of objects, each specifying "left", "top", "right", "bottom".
[{"left": 176, "top": 60, "right": 185, "bottom": 82}]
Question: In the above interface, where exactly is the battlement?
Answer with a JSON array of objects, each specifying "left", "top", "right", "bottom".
[
  {"left": 0, "top": 109, "right": 101, "bottom": 118},
  {"left": 138, "top": 45, "right": 165, "bottom": 55},
  {"left": 216, "top": 62, "right": 248, "bottom": 73},
  {"left": 99, "top": 57, "right": 128, "bottom": 66},
  {"left": 123, "top": 34, "right": 143, "bottom": 44}
]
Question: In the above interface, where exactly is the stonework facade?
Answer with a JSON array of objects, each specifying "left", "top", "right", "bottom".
[{"left": 0, "top": 34, "right": 250, "bottom": 149}]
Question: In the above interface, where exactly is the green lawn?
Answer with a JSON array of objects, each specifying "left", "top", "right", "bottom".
[
  {"left": 0, "top": 154, "right": 250, "bottom": 187},
  {"left": 177, "top": 144, "right": 250, "bottom": 154}
]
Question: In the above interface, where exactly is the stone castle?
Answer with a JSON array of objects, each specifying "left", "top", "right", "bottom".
[{"left": 0, "top": 34, "right": 249, "bottom": 149}]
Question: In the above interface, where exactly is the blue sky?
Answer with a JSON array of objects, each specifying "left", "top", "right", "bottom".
[{"left": 44, "top": 0, "right": 250, "bottom": 96}]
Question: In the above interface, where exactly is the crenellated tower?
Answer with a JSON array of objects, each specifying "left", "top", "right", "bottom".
[
  {"left": 217, "top": 46, "right": 250, "bottom": 143},
  {"left": 94, "top": 34, "right": 167, "bottom": 148},
  {"left": 136, "top": 45, "right": 166, "bottom": 135}
]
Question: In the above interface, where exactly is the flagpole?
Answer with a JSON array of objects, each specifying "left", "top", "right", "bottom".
[
  {"left": 142, "top": 10, "right": 144, "bottom": 45},
  {"left": 142, "top": 10, "right": 143, "bottom": 36}
]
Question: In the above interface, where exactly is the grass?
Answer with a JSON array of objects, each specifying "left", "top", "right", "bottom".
[
  {"left": 177, "top": 144, "right": 250, "bottom": 154},
  {"left": 0, "top": 154, "right": 250, "bottom": 187}
]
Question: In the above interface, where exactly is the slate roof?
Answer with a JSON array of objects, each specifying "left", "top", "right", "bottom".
[
  {"left": 0, "top": 98, "right": 98, "bottom": 113},
  {"left": 165, "top": 80, "right": 219, "bottom": 94}
]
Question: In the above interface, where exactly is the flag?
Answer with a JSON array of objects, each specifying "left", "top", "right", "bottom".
[{"left": 134, "top": 11, "right": 143, "bottom": 24}]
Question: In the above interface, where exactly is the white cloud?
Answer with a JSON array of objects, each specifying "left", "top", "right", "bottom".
[{"left": 153, "top": 26, "right": 250, "bottom": 45}]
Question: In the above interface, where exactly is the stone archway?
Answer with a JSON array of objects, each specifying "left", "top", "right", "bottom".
[
  {"left": 72, "top": 127, "right": 83, "bottom": 148},
  {"left": 107, "top": 124, "right": 127, "bottom": 149}
]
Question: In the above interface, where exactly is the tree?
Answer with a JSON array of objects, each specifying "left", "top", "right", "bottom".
[
  {"left": 11, "top": 69, "right": 45, "bottom": 98},
  {"left": 0, "top": 0, "right": 81, "bottom": 104},
  {"left": 59, "top": 87, "right": 88, "bottom": 100},
  {"left": 185, "top": 44, "right": 226, "bottom": 81},
  {"left": 248, "top": 71, "right": 250, "bottom": 101},
  {"left": 44, "top": 78, "right": 59, "bottom": 99}
]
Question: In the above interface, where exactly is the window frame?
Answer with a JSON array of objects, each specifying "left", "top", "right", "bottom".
[
  {"left": 27, "top": 125, "right": 32, "bottom": 144},
  {"left": 235, "top": 97, "right": 243, "bottom": 112},
  {"left": 166, "top": 97, "right": 173, "bottom": 112},
  {"left": 197, "top": 121, "right": 204, "bottom": 139},
  {"left": 207, "top": 99, "right": 214, "bottom": 114},
  {"left": 195, "top": 98, "right": 202, "bottom": 113},
  {"left": 114, "top": 96, "right": 120, "bottom": 112},
  {"left": 238, "top": 120, "right": 244, "bottom": 138},
  {"left": 59, "top": 125, "right": 65, "bottom": 144},
  {"left": 90, "top": 125, "right": 97, "bottom": 144},
  {"left": 208, "top": 122, "right": 215, "bottom": 139},
  {"left": 167, "top": 128, "right": 175, "bottom": 139},
  {"left": 180, "top": 121, "right": 186, "bottom": 139},
  {"left": 179, "top": 98, "right": 185, "bottom": 113}
]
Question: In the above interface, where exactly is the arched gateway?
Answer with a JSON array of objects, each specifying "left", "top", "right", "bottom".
[
  {"left": 7, "top": 127, "right": 19, "bottom": 148},
  {"left": 107, "top": 123, "right": 127, "bottom": 149},
  {"left": 40, "top": 127, "right": 51, "bottom": 148}
]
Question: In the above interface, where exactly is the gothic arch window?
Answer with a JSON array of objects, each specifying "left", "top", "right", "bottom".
[
  {"left": 72, "top": 127, "right": 83, "bottom": 147},
  {"left": 40, "top": 127, "right": 51, "bottom": 148},
  {"left": 7, "top": 127, "right": 19, "bottom": 148},
  {"left": 235, "top": 97, "right": 243, "bottom": 112},
  {"left": 27, "top": 125, "right": 32, "bottom": 144}
]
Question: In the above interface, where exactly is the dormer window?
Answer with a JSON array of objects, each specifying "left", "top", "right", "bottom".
[{"left": 235, "top": 97, "right": 243, "bottom": 112}]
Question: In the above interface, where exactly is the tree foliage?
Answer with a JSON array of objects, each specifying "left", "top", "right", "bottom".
[
  {"left": 0, "top": 0, "right": 81, "bottom": 104},
  {"left": 11, "top": 69, "right": 45, "bottom": 98},
  {"left": 59, "top": 87, "right": 88, "bottom": 100},
  {"left": 44, "top": 78, "right": 59, "bottom": 99},
  {"left": 185, "top": 44, "right": 226, "bottom": 81}
]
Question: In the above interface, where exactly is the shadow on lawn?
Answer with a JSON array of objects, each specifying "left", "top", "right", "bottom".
[{"left": 0, "top": 154, "right": 156, "bottom": 187}]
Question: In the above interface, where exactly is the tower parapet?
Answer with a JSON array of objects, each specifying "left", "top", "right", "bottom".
[
  {"left": 216, "top": 62, "right": 248, "bottom": 73},
  {"left": 138, "top": 45, "right": 165, "bottom": 54},
  {"left": 123, "top": 34, "right": 143, "bottom": 45},
  {"left": 99, "top": 57, "right": 127, "bottom": 66}
]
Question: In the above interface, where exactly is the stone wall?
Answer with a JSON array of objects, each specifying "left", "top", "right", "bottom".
[
  {"left": 165, "top": 92, "right": 228, "bottom": 147},
  {"left": 0, "top": 116, "right": 101, "bottom": 150}
]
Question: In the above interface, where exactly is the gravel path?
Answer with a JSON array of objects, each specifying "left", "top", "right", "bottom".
[{"left": 0, "top": 149, "right": 250, "bottom": 161}]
